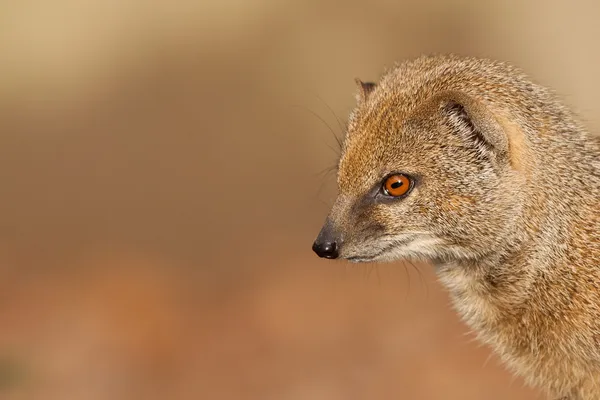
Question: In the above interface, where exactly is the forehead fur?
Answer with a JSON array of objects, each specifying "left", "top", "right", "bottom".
[{"left": 338, "top": 54, "right": 542, "bottom": 194}]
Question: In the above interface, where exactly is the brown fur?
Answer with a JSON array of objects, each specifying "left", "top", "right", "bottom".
[{"left": 316, "top": 54, "right": 600, "bottom": 399}]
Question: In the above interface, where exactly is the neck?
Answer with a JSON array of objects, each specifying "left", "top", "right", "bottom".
[{"left": 440, "top": 218, "right": 554, "bottom": 309}]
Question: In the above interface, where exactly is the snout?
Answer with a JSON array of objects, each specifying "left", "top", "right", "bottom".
[{"left": 312, "top": 219, "right": 341, "bottom": 259}]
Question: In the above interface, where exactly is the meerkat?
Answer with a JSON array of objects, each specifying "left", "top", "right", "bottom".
[{"left": 311, "top": 54, "right": 600, "bottom": 399}]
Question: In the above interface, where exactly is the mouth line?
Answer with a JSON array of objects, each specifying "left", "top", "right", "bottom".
[
  {"left": 344, "top": 236, "right": 415, "bottom": 263},
  {"left": 346, "top": 256, "right": 376, "bottom": 263}
]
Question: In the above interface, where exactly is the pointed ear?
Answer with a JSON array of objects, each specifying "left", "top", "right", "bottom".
[
  {"left": 354, "top": 78, "right": 376, "bottom": 103},
  {"left": 437, "top": 91, "right": 509, "bottom": 163}
]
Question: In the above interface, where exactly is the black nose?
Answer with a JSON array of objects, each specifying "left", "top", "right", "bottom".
[{"left": 312, "top": 240, "right": 339, "bottom": 259}]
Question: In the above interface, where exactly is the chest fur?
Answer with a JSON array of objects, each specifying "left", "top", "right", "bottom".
[
  {"left": 436, "top": 262, "right": 600, "bottom": 397},
  {"left": 437, "top": 265, "right": 502, "bottom": 333}
]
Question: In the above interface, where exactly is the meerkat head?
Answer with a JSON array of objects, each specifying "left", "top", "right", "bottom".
[{"left": 313, "top": 72, "right": 527, "bottom": 265}]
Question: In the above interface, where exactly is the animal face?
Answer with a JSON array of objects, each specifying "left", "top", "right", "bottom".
[{"left": 313, "top": 78, "right": 526, "bottom": 265}]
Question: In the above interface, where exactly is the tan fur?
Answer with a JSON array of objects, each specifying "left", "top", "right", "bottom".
[{"left": 316, "top": 55, "right": 600, "bottom": 399}]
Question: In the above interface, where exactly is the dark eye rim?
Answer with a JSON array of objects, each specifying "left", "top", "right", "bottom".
[{"left": 379, "top": 173, "right": 415, "bottom": 199}]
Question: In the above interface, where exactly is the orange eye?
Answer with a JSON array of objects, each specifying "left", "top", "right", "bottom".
[{"left": 383, "top": 174, "right": 412, "bottom": 197}]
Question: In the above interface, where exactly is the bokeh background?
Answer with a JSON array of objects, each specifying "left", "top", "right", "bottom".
[{"left": 1, "top": 1, "right": 599, "bottom": 399}]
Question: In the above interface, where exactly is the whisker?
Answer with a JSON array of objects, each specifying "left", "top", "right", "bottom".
[
  {"left": 315, "top": 166, "right": 337, "bottom": 203},
  {"left": 317, "top": 199, "right": 330, "bottom": 208},
  {"left": 366, "top": 264, "right": 374, "bottom": 281},
  {"left": 309, "top": 90, "right": 346, "bottom": 141},
  {"left": 408, "top": 260, "right": 429, "bottom": 300},
  {"left": 290, "top": 104, "right": 342, "bottom": 155},
  {"left": 316, "top": 182, "right": 331, "bottom": 204},
  {"left": 403, "top": 261, "right": 411, "bottom": 301},
  {"left": 314, "top": 164, "right": 338, "bottom": 178},
  {"left": 374, "top": 263, "right": 382, "bottom": 287}
]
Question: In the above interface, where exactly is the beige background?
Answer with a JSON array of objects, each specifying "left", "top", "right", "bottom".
[{"left": 0, "top": 1, "right": 598, "bottom": 399}]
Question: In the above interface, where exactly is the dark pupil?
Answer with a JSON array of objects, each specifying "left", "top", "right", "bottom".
[{"left": 391, "top": 181, "right": 403, "bottom": 189}]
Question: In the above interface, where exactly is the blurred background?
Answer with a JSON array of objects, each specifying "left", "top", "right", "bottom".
[{"left": 1, "top": 1, "right": 599, "bottom": 399}]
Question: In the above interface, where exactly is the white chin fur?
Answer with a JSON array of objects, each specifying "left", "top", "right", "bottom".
[
  {"left": 348, "top": 235, "right": 446, "bottom": 263},
  {"left": 380, "top": 236, "right": 445, "bottom": 261}
]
